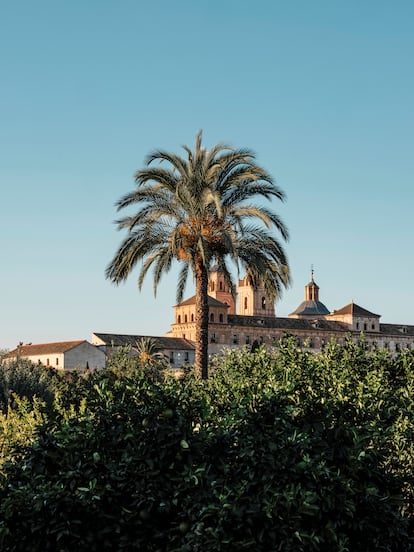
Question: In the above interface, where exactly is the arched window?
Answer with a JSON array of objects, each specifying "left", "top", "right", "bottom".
[
  {"left": 244, "top": 297, "right": 248, "bottom": 310},
  {"left": 219, "top": 281, "right": 223, "bottom": 290},
  {"left": 210, "top": 313, "right": 214, "bottom": 322},
  {"left": 191, "top": 314, "right": 194, "bottom": 322},
  {"left": 178, "top": 315, "right": 181, "bottom": 323},
  {"left": 219, "top": 313, "right": 224, "bottom": 323},
  {"left": 184, "top": 315, "right": 188, "bottom": 323}
]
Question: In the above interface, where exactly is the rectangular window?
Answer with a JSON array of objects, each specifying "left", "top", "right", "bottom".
[
  {"left": 245, "top": 336, "right": 250, "bottom": 345},
  {"left": 233, "top": 335, "right": 239, "bottom": 344},
  {"left": 210, "top": 333, "right": 216, "bottom": 343},
  {"left": 56, "top": 358, "right": 59, "bottom": 366}
]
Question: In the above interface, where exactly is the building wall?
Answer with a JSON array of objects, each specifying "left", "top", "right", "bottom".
[
  {"left": 15, "top": 343, "right": 106, "bottom": 371},
  {"left": 237, "top": 277, "right": 275, "bottom": 317},
  {"left": 204, "top": 324, "right": 348, "bottom": 355},
  {"left": 170, "top": 310, "right": 414, "bottom": 356},
  {"left": 209, "top": 271, "right": 236, "bottom": 313},
  {"left": 329, "top": 312, "right": 380, "bottom": 332},
  {"left": 64, "top": 342, "right": 106, "bottom": 370},
  {"left": 24, "top": 352, "right": 65, "bottom": 369},
  {"left": 167, "top": 348, "right": 195, "bottom": 368}
]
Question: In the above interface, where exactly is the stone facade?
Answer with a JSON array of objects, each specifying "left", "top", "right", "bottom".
[{"left": 167, "top": 271, "right": 414, "bottom": 355}]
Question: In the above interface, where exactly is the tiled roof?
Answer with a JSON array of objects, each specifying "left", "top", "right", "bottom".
[
  {"left": 92, "top": 333, "right": 195, "bottom": 351},
  {"left": 330, "top": 303, "right": 380, "bottom": 318},
  {"left": 5, "top": 340, "right": 86, "bottom": 357},
  {"left": 227, "top": 315, "right": 349, "bottom": 332},
  {"left": 290, "top": 300, "right": 330, "bottom": 316},
  {"left": 175, "top": 295, "right": 228, "bottom": 308},
  {"left": 379, "top": 324, "right": 414, "bottom": 337}
]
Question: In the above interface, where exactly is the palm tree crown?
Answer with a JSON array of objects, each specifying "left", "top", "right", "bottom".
[
  {"left": 106, "top": 131, "right": 290, "bottom": 378},
  {"left": 133, "top": 337, "right": 167, "bottom": 367}
]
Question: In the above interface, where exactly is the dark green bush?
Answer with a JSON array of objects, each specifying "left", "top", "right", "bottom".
[
  {"left": 0, "top": 340, "right": 413, "bottom": 551},
  {"left": 0, "top": 359, "right": 57, "bottom": 413}
]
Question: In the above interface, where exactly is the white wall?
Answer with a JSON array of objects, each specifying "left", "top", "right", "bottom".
[{"left": 65, "top": 342, "right": 106, "bottom": 370}]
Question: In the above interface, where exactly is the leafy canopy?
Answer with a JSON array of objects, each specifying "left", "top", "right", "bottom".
[{"left": 106, "top": 131, "right": 290, "bottom": 303}]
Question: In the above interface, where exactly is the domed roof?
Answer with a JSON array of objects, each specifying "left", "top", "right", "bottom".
[
  {"left": 289, "top": 270, "right": 330, "bottom": 318},
  {"left": 289, "top": 300, "right": 330, "bottom": 317}
]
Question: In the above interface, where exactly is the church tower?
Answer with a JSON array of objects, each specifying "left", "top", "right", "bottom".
[
  {"left": 304, "top": 269, "right": 320, "bottom": 301},
  {"left": 237, "top": 275, "right": 275, "bottom": 317},
  {"left": 289, "top": 269, "right": 330, "bottom": 319},
  {"left": 208, "top": 266, "right": 236, "bottom": 314}
]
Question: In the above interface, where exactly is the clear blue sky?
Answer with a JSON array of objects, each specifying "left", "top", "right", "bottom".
[{"left": 1, "top": 1, "right": 413, "bottom": 350}]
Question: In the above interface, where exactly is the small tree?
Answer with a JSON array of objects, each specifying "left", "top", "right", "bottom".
[
  {"left": 0, "top": 359, "right": 56, "bottom": 413},
  {"left": 133, "top": 337, "right": 168, "bottom": 368}
]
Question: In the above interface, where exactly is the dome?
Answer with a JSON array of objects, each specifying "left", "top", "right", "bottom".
[{"left": 289, "top": 300, "right": 330, "bottom": 317}]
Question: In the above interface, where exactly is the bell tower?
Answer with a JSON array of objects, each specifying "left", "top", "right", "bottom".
[
  {"left": 305, "top": 268, "right": 320, "bottom": 301},
  {"left": 208, "top": 266, "right": 236, "bottom": 314},
  {"left": 237, "top": 275, "right": 275, "bottom": 317}
]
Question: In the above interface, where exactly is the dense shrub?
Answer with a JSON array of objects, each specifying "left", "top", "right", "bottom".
[
  {"left": 0, "top": 359, "right": 57, "bottom": 413},
  {"left": 0, "top": 339, "right": 413, "bottom": 550}
]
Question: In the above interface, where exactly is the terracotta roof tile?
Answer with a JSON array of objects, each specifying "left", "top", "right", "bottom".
[
  {"left": 5, "top": 340, "right": 86, "bottom": 357},
  {"left": 227, "top": 315, "right": 349, "bottom": 332},
  {"left": 330, "top": 303, "right": 380, "bottom": 318},
  {"left": 175, "top": 295, "right": 228, "bottom": 308}
]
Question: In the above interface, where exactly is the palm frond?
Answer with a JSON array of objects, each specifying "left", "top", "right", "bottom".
[
  {"left": 176, "top": 264, "right": 189, "bottom": 304},
  {"left": 107, "top": 132, "right": 291, "bottom": 379}
]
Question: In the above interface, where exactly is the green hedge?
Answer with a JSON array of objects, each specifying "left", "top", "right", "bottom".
[{"left": 0, "top": 338, "right": 413, "bottom": 550}]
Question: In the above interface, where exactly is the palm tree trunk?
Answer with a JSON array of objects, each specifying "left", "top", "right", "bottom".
[{"left": 195, "top": 258, "right": 209, "bottom": 379}]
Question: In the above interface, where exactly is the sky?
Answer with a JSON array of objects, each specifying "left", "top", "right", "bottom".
[{"left": 1, "top": 0, "right": 413, "bottom": 350}]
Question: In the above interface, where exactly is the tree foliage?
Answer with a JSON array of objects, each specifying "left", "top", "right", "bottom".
[
  {"left": 0, "top": 339, "right": 413, "bottom": 550},
  {"left": 106, "top": 132, "right": 290, "bottom": 378},
  {"left": 0, "top": 359, "right": 56, "bottom": 413}
]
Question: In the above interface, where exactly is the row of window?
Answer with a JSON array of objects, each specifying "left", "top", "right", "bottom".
[
  {"left": 241, "top": 297, "right": 267, "bottom": 310},
  {"left": 38, "top": 358, "right": 59, "bottom": 366},
  {"left": 209, "top": 281, "right": 227, "bottom": 292},
  {"left": 208, "top": 334, "right": 413, "bottom": 351},
  {"left": 177, "top": 313, "right": 226, "bottom": 324},
  {"left": 356, "top": 322, "right": 377, "bottom": 331},
  {"left": 169, "top": 351, "right": 190, "bottom": 364}
]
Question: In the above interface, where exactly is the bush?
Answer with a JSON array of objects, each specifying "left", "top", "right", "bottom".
[
  {"left": 0, "top": 340, "right": 413, "bottom": 550},
  {"left": 0, "top": 359, "right": 57, "bottom": 413}
]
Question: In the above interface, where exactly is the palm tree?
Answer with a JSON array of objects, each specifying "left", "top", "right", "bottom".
[
  {"left": 106, "top": 131, "right": 290, "bottom": 379},
  {"left": 133, "top": 337, "right": 168, "bottom": 368}
]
